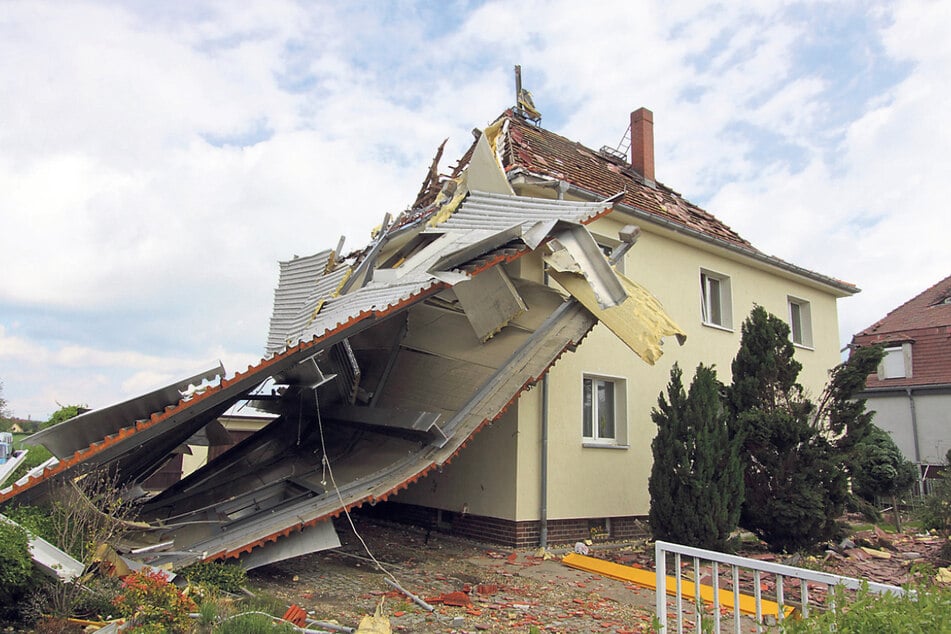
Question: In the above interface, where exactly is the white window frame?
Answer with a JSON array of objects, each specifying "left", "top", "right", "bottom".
[
  {"left": 787, "top": 296, "right": 814, "bottom": 349},
  {"left": 879, "top": 344, "right": 912, "bottom": 379},
  {"left": 582, "top": 374, "right": 628, "bottom": 448},
  {"left": 700, "top": 268, "right": 733, "bottom": 330}
]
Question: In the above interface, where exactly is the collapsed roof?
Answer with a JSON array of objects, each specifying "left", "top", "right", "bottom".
[{"left": 0, "top": 120, "right": 685, "bottom": 571}]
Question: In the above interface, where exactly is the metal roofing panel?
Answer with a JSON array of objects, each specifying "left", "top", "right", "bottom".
[
  {"left": 267, "top": 191, "right": 613, "bottom": 354},
  {"left": 266, "top": 250, "right": 350, "bottom": 354},
  {"left": 435, "top": 190, "right": 610, "bottom": 231},
  {"left": 25, "top": 364, "right": 225, "bottom": 459}
]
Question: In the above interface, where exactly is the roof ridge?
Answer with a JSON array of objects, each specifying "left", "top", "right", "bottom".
[{"left": 857, "top": 273, "right": 951, "bottom": 336}]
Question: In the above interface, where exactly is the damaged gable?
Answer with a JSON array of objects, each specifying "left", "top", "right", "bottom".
[{"left": 0, "top": 128, "right": 684, "bottom": 573}]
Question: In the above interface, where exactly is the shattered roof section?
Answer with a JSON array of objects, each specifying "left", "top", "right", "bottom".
[
  {"left": 268, "top": 191, "right": 615, "bottom": 356},
  {"left": 435, "top": 190, "right": 611, "bottom": 232},
  {"left": 266, "top": 250, "right": 350, "bottom": 354},
  {"left": 498, "top": 111, "right": 753, "bottom": 248},
  {"left": 25, "top": 364, "right": 224, "bottom": 459}
]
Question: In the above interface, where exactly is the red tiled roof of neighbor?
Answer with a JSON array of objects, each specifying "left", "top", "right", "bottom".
[
  {"left": 853, "top": 273, "right": 951, "bottom": 388},
  {"left": 856, "top": 274, "right": 951, "bottom": 337},
  {"left": 500, "top": 111, "right": 754, "bottom": 249}
]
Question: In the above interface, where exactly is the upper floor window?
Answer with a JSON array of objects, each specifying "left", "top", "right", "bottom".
[
  {"left": 880, "top": 344, "right": 912, "bottom": 379},
  {"left": 582, "top": 374, "right": 628, "bottom": 447},
  {"left": 700, "top": 269, "right": 732, "bottom": 329},
  {"left": 788, "top": 297, "right": 813, "bottom": 348}
]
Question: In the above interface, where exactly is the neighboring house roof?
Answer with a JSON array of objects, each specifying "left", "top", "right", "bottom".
[
  {"left": 852, "top": 273, "right": 951, "bottom": 388},
  {"left": 856, "top": 274, "right": 951, "bottom": 338}
]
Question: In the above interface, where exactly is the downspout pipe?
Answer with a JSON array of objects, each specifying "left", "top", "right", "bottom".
[
  {"left": 906, "top": 387, "right": 924, "bottom": 494},
  {"left": 540, "top": 265, "right": 552, "bottom": 548},
  {"left": 906, "top": 387, "right": 921, "bottom": 464},
  {"left": 540, "top": 374, "right": 549, "bottom": 549}
]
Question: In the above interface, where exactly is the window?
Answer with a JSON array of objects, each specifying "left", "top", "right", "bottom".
[
  {"left": 787, "top": 297, "right": 813, "bottom": 348},
  {"left": 700, "top": 269, "right": 732, "bottom": 329},
  {"left": 582, "top": 375, "right": 627, "bottom": 446},
  {"left": 879, "top": 344, "right": 912, "bottom": 379}
]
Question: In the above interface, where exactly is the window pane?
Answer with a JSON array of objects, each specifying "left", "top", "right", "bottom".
[
  {"left": 597, "top": 380, "right": 615, "bottom": 439},
  {"left": 700, "top": 274, "right": 709, "bottom": 322},
  {"left": 708, "top": 277, "right": 721, "bottom": 325},
  {"left": 790, "top": 302, "right": 802, "bottom": 343},
  {"left": 582, "top": 378, "right": 593, "bottom": 437},
  {"left": 882, "top": 347, "right": 906, "bottom": 379}
]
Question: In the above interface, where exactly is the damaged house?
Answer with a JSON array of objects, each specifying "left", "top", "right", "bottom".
[{"left": 0, "top": 106, "right": 855, "bottom": 570}]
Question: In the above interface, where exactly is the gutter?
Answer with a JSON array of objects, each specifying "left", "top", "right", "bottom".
[{"left": 859, "top": 383, "right": 951, "bottom": 396}]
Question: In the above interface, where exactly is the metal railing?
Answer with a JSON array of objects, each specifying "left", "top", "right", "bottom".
[{"left": 655, "top": 540, "right": 907, "bottom": 633}]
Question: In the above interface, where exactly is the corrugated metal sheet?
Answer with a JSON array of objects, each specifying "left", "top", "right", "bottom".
[
  {"left": 268, "top": 191, "right": 612, "bottom": 354},
  {"left": 266, "top": 250, "right": 350, "bottom": 354},
  {"left": 434, "top": 190, "right": 610, "bottom": 232}
]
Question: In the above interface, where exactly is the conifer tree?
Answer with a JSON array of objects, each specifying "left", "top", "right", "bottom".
[
  {"left": 649, "top": 363, "right": 743, "bottom": 551},
  {"left": 729, "top": 306, "right": 846, "bottom": 551}
]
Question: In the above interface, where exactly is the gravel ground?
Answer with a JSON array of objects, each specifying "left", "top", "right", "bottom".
[
  {"left": 246, "top": 513, "right": 948, "bottom": 633},
  {"left": 247, "top": 514, "right": 658, "bottom": 633}
]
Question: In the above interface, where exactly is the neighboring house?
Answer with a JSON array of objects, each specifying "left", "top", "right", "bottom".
[
  {"left": 390, "top": 108, "right": 857, "bottom": 545},
  {"left": 851, "top": 274, "right": 951, "bottom": 484}
]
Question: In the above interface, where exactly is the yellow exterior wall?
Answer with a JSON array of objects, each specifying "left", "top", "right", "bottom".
[
  {"left": 396, "top": 409, "right": 520, "bottom": 520},
  {"left": 395, "top": 205, "right": 849, "bottom": 524},
  {"left": 516, "top": 212, "right": 845, "bottom": 521}
]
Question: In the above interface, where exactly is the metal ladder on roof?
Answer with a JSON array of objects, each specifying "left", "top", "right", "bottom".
[{"left": 599, "top": 123, "right": 631, "bottom": 161}]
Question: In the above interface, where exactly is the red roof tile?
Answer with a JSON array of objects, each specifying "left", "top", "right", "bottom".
[
  {"left": 856, "top": 274, "right": 951, "bottom": 338},
  {"left": 852, "top": 274, "right": 951, "bottom": 388},
  {"left": 499, "top": 111, "right": 753, "bottom": 249}
]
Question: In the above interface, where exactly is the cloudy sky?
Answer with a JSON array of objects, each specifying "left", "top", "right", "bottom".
[{"left": 1, "top": 1, "right": 948, "bottom": 420}]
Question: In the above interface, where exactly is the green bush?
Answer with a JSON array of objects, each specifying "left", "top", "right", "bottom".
[
  {"left": 183, "top": 561, "right": 248, "bottom": 594},
  {"left": 781, "top": 583, "right": 951, "bottom": 633},
  {"left": 113, "top": 568, "right": 197, "bottom": 633},
  {"left": 215, "top": 612, "right": 298, "bottom": 633},
  {"left": 4, "top": 503, "right": 55, "bottom": 543},
  {"left": 0, "top": 519, "right": 32, "bottom": 591},
  {"left": 919, "top": 481, "right": 951, "bottom": 532}
]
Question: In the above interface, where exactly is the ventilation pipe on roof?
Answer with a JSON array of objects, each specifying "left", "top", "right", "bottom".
[{"left": 630, "top": 108, "right": 655, "bottom": 186}]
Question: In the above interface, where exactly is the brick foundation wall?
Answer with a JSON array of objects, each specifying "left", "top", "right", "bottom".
[{"left": 365, "top": 502, "right": 648, "bottom": 548}]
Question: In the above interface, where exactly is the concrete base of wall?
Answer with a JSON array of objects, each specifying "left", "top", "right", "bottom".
[{"left": 366, "top": 501, "right": 649, "bottom": 548}]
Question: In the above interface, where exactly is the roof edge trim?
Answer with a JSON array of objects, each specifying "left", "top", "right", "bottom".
[{"left": 541, "top": 177, "right": 858, "bottom": 296}]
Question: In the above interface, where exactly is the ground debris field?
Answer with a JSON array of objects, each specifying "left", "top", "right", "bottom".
[
  {"left": 248, "top": 513, "right": 951, "bottom": 633},
  {"left": 248, "top": 515, "right": 659, "bottom": 633}
]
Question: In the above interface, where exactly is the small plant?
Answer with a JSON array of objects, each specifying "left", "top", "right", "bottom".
[
  {"left": 0, "top": 519, "right": 34, "bottom": 623},
  {"left": 0, "top": 519, "right": 32, "bottom": 590},
  {"left": 215, "top": 612, "right": 299, "bottom": 633},
  {"left": 183, "top": 561, "right": 248, "bottom": 593},
  {"left": 4, "top": 503, "right": 55, "bottom": 543},
  {"left": 113, "top": 568, "right": 197, "bottom": 633},
  {"left": 781, "top": 582, "right": 951, "bottom": 633}
]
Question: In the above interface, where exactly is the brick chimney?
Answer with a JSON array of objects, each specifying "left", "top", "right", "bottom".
[{"left": 630, "top": 107, "right": 654, "bottom": 184}]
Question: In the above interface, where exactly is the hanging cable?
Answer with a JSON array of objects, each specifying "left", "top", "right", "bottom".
[{"left": 313, "top": 390, "right": 399, "bottom": 587}]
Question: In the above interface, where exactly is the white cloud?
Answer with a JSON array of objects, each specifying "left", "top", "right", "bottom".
[{"left": 0, "top": 0, "right": 947, "bottom": 419}]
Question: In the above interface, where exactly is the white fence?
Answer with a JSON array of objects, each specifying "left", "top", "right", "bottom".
[{"left": 655, "top": 540, "right": 907, "bottom": 633}]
